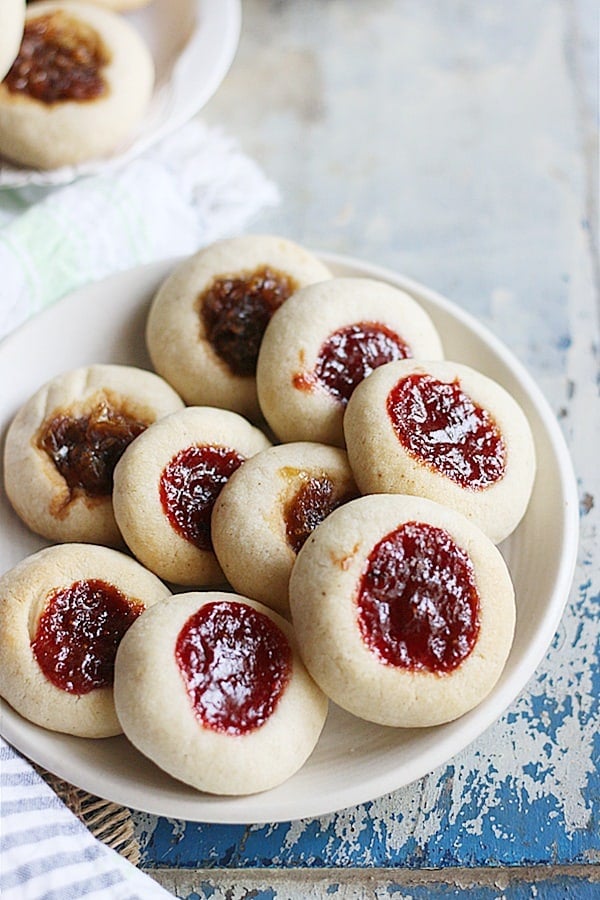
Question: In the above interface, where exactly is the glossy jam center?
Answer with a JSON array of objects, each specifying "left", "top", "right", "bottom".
[
  {"left": 5, "top": 12, "right": 109, "bottom": 104},
  {"left": 31, "top": 579, "right": 144, "bottom": 694},
  {"left": 313, "top": 321, "right": 410, "bottom": 405},
  {"left": 175, "top": 600, "right": 292, "bottom": 735},
  {"left": 38, "top": 401, "right": 148, "bottom": 498},
  {"left": 357, "top": 522, "right": 480, "bottom": 673},
  {"left": 386, "top": 373, "right": 506, "bottom": 489},
  {"left": 284, "top": 472, "right": 352, "bottom": 554},
  {"left": 160, "top": 445, "right": 245, "bottom": 550},
  {"left": 200, "top": 266, "right": 298, "bottom": 377}
]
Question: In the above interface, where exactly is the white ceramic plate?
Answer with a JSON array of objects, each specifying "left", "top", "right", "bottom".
[
  {"left": 0, "top": 0, "right": 241, "bottom": 188},
  {"left": 0, "top": 253, "right": 579, "bottom": 824}
]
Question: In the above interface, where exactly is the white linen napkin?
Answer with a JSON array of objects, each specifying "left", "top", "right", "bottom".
[
  {"left": 0, "top": 119, "right": 279, "bottom": 340},
  {"left": 0, "top": 120, "right": 279, "bottom": 897}
]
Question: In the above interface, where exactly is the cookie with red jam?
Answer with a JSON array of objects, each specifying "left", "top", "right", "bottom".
[
  {"left": 112, "top": 406, "right": 271, "bottom": 586},
  {"left": 3, "top": 364, "right": 184, "bottom": 547},
  {"left": 0, "top": 542, "right": 170, "bottom": 737},
  {"left": 256, "top": 277, "right": 444, "bottom": 447},
  {"left": 114, "top": 591, "right": 328, "bottom": 795},
  {"left": 289, "top": 494, "right": 515, "bottom": 727},
  {"left": 344, "top": 359, "right": 536, "bottom": 544},
  {"left": 145, "top": 235, "right": 332, "bottom": 421},
  {"left": 0, "top": 1, "right": 154, "bottom": 169},
  {"left": 211, "top": 441, "right": 358, "bottom": 615}
]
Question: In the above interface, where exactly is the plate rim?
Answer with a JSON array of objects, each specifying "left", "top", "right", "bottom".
[{"left": 0, "top": 252, "right": 580, "bottom": 823}]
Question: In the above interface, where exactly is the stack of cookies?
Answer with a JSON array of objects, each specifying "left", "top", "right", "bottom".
[{"left": 0, "top": 234, "right": 536, "bottom": 795}]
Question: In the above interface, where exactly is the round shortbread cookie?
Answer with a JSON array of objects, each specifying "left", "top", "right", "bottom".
[
  {"left": 3, "top": 364, "right": 184, "bottom": 547},
  {"left": 212, "top": 442, "right": 358, "bottom": 615},
  {"left": 257, "top": 278, "right": 444, "bottom": 447},
  {"left": 114, "top": 591, "right": 328, "bottom": 795},
  {"left": 0, "top": 1, "right": 154, "bottom": 169},
  {"left": 0, "top": 542, "right": 170, "bottom": 737},
  {"left": 112, "top": 406, "right": 272, "bottom": 586},
  {"left": 344, "top": 359, "right": 536, "bottom": 543},
  {"left": 0, "top": 0, "right": 25, "bottom": 81},
  {"left": 289, "top": 494, "right": 515, "bottom": 728},
  {"left": 146, "top": 236, "right": 332, "bottom": 420}
]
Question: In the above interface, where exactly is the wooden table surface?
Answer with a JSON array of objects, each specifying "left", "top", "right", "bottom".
[{"left": 137, "top": 1, "right": 599, "bottom": 896}]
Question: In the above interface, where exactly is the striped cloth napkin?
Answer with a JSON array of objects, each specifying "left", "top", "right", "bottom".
[
  {"left": 1, "top": 739, "right": 173, "bottom": 899},
  {"left": 0, "top": 120, "right": 278, "bottom": 898}
]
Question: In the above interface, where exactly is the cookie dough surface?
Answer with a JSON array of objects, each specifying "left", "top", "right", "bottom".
[
  {"left": 113, "top": 406, "right": 272, "bottom": 586},
  {"left": 114, "top": 591, "right": 328, "bottom": 795},
  {"left": 146, "top": 236, "right": 332, "bottom": 420},
  {"left": 3, "top": 364, "right": 184, "bottom": 547},
  {"left": 212, "top": 441, "right": 358, "bottom": 615},
  {"left": 0, "top": 0, "right": 25, "bottom": 81},
  {"left": 0, "top": 1, "right": 154, "bottom": 169},
  {"left": 344, "top": 359, "right": 536, "bottom": 543},
  {"left": 0, "top": 542, "right": 170, "bottom": 737},
  {"left": 257, "top": 277, "right": 444, "bottom": 447},
  {"left": 289, "top": 494, "right": 515, "bottom": 728}
]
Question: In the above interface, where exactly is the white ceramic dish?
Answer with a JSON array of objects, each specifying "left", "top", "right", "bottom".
[
  {"left": 0, "top": 253, "right": 579, "bottom": 824},
  {"left": 0, "top": 0, "right": 241, "bottom": 188}
]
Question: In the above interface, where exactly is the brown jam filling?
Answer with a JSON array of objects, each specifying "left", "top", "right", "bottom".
[
  {"left": 175, "top": 600, "right": 292, "bottom": 735},
  {"left": 386, "top": 373, "right": 507, "bottom": 489},
  {"left": 31, "top": 579, "right": 144, "bottom": 694},
  {"left": 5, "top": 12, "right": 109, "bottom": 104},
  {"left": 159, "top": 445, "right": 245, "bottom": 551},
  {"left": 357, "top": 522, "right": 480, "bottom": 673},
  {"left": 37, "top": 400, "right": 148, "bottom": 499},
  {"left": 314, "top": 322, "right": 411, "bottom": 404},
  {"left": 199, "top": 266, "right": 299, "bottom": 377},
  {"left": 284, "top": 471, "right": 355, "bottom": 554}
]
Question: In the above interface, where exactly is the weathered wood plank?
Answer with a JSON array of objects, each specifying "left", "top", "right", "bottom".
[{"left": 135, "top": 0, "right": 599, "bottom": 873}]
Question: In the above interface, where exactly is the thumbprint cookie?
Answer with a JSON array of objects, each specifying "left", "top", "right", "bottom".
[
  {"left": 0, "top": 542, "right": 170, "bottom": 737},
  {"left": 3, "top": 364, "right": 184, "bottom": 547},
  {"left": 0, "top": 1, "right": 154, "bottom": 169},
  {"left": 0, "top": 0, "right": 25, "bottom": 81},
  {"left": 114, "top": 592, "right": 328, "bottom": 795},
  {"left": 146, "top": 236, "right": 332, "bottom": 421},
  {"left": 212, "top": 442, "right": 358, "bottom": 615},
  {"left": 289, "top": 494, "right": 515, "bottom": 728},
  {"left": 112, "top": 406, "right": 271, "bottom": 586},
  {"left": 344, "top": 359, "right": 536, "bottom": 543},
  {"left": 256, "top": 277, "right": 443, "bottom": 447}
]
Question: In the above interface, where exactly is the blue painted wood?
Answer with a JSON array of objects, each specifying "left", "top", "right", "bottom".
[{"left": 135, "top": 0, "right": 599, "bottom": 878}]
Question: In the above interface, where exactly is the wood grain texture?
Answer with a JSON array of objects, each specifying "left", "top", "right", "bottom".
[{"left": 134, "top": 0, "right": 599, "bottom": 883}]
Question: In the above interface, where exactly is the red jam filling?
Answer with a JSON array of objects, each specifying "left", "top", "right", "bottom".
[
  {"left": 200, "top": 266, "right": 299, "bottom": 377},
  {"left": 5, "top": 12, "right": 109, "bottom": 104},
  {"left": 38, "top": 401, "right": 148, "bottom": 498},
  {"left": 300, "top": 322, "right": 410, "bottom": 405},
  {"left": 31, "top": 579, "right": 144, "bottom": 694},
  {"left": 386, "top": 373, "right": 506, "bottom": 489},
  {"left": 284, "top": 473, "right": 354, "bottom": 554},
  {"left": 357, "top": 522, "right": 480, "bottom": 673},
  {"left": 159, "top": 445, "right": 245, "bottom": 550},
  {"left": 175, "top": 600, "right": 292, "bottom": 735}
]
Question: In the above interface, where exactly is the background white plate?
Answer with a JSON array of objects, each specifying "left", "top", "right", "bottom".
[
  {"left": 0, "top": 0, "right": 241, "bottom": 188},
  {"left": 0, "top": 253, "right": 579, "bottom": 824}
]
